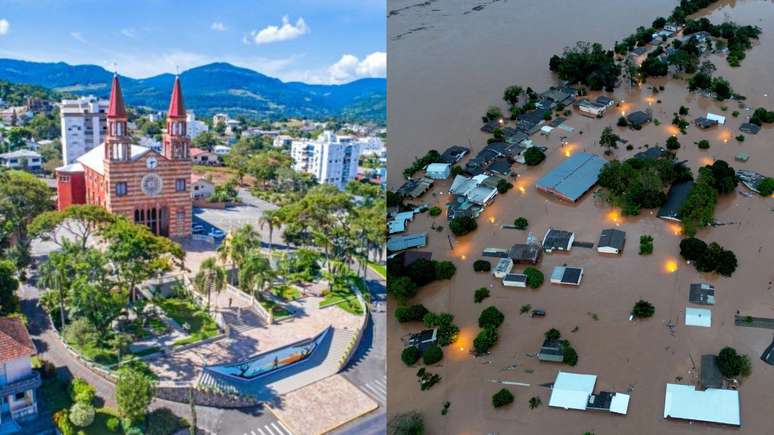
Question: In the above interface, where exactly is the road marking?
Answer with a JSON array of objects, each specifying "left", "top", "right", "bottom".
[
  {"left": 277, "top": 420, "right": 293, "bottom": 434},
  {"left": 270, "top": 422, "right": 284, "bottom": 434}
]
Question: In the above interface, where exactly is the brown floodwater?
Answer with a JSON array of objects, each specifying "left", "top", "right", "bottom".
[{"left": 388, "top": 1, "right": 774, "bottom": 434}]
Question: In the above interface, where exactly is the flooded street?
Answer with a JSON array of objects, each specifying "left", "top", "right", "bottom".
[{"left": 388, "top": 1, "right": 774, "bottom": 434}]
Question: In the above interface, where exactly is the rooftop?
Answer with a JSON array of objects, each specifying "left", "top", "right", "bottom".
[
  {"left": 657, "top": 181, "right": 695, "bottom": 221},
  {"left": 387, "top": 232, "right": 427, "bottom": 252},
  {"left": 77, "top": 143, "right": 152, "bottom": 175},
  {"left": 535, "top": 152, "right": 606, "bottom": 202},
  {"left": 664, "top": 384, "right": 740, "bottom": 426},
  {"left": 0, "top": 317, "right": 36, "bottom": 363},
  {"left": 598, "top": 229, "right": 626, "bottom": 251}
]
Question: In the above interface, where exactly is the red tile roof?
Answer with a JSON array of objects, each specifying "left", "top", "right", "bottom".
[
  {"left": 190, "top": 147, "right": 210, "bottom": 157},
  {"left": 107, "top": 75, "right": 127, "bottom": 118},
  {"left": 167, "top": 76, "right": 186, "bottom": 119},
  {"left": 0, "top": 317, "right": 36, "bottom": 363}
]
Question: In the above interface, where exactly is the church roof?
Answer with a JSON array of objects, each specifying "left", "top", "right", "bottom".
[
  {"left": 77, "top": 143, "right": 152, "bottom": 175},
  {"left": 107, "top": 75, "right": 127, "bottom": 118},
  {"left": 167, "top": 76, "right": 186, "bottom": 118}
]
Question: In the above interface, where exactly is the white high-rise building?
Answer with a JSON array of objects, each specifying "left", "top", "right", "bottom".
[
  {"left": 59, "top": 96, "right": 108, "bottom": 164},
  {"left": 186, "top": 111, "right": 209, "bottom": 139},
  {"left": 291, "top": 131, "right": 360, "bottom": 190}
]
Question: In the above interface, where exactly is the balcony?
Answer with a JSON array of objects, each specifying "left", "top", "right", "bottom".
[
  {"left": 0, "top": 372, "right": 41, "bottom": 397},
  {"left": 10, "top": 403, "right": 37, "bottom": 420}
]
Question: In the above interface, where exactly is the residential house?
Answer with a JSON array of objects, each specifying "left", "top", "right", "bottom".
[
  {"left": 191, "top": 174, "right": 215, "bottom": 200},
  {"left": 508, "top": 243, "right": 542, "bottom": 264},
  {"left": 387, "top": 233, "right": 428, "bottom": 253},
  {"left": 406, "top": 329, "right": 438, "bottom": 353},
  {"left": 576, "top": 99, "right": 607, "bottom": 118},
  {"left": 190, "top": 147, "right": 218, "bottom": 165},
  {"left": 0, "top": 150, "right": 42, "bottom": 171},
  {"left": 634, "top": 146, "right": 667, "bottom": 160},
  {"left": 549, "top": 372, "right": 630, "bottom": 415},
  {"left": 689, "top": 283, "right": 716, "bottom": 305},
  {"left": 502, "top": 273, "right": 527, "bottom": 288},
  {"left": 492, "top": 258, "right": 513, "bottom": 279},
  {"left": 439, "top": 146, "right": 470, "bottom": 164},
  {"left": 626, "top": 111, "right": 652, "bottom": 128},
  {"left": 663, "top": 384, "right": 739, "bottom": 426},
  {"left": 657, "top": 181, "right": 695, "bottom": 221},
  {"left": 397, "top": 177, "right": 433, "bottom": 199},
  {"left": 685, "top": 307, "right": 711, "bottom": 327},
  {"left": 740, "top": 123, "right": 761, "bottom": 135},
  {"left": 425, "top": 163, "right": 452, "bottom": 180},
  {"left": 597, "top": 229, "right": 626, "bottom": 255},
  {"left": 550, "top": 266, "right": 584, "bottom": 286},
  {"left": 537, "top": 339, "right": 565, "bottom": 362},
  {"left": 0, "top": 317, "right": 41, "bottom": 433},
  {"left": 700, "top": 355, "right": 723, "bottom": 390},
  {"left": 542, "top": 228, "right": 575, "bottom": 253}
]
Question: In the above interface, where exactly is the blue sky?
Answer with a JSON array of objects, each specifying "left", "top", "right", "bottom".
[{"left": 0, "top": 0, "right": 385, "bottom": 84}]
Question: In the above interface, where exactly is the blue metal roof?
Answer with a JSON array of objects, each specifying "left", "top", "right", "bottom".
[
  {"left": 536, "top": 152, "right": 606, "bottom": 201},
  {"left": 387, "top": 232, "right": 428, "bottom": 252}
]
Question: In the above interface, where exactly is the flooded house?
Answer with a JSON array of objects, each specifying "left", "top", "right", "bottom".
[
  {"left": 536, "top": 152, "right": 606, "bottom": 202},
  {"left": 397, "top": 177, "right": 434, "bottom": 199},
  {"left": 597, "top": 229, "right": 626, "bottom": 255},
  {"left": 542, "top": 228, "right": 575, "bottom": 253},
  {"left": 537, "top": 339, "right": 565, "bottom": 362},
  {"left": 689, "top": 283, "right": 716, "bottom": 305},
  {"left": 548, "top": 372, "right": 630, "bottom": 415},
  {"left": 387, "top": 232, "right": 428, "bottom": 253},
  {"left": 550, "top": 266, "right": 584, "bottom": 286},
  {"left": 425, "top": 162, "right": 452, "bottom": 179},
  {"left": 502, "top": 273, "right": 527, "bottom": 288},
  {"left": 509, "top": 243, "right": 542, "bottom": 264},
  {"left": 663, "top": 384, "right": 740, "bottom": 426},
  {"left": 438, "top": 145, "right": 470, "bottom": 164},
  {"left": 625, "top": 111, "right": 652, "bottom": 129},
  {"left": 657, "top": 180, "right": 695, "bottom": 222}
]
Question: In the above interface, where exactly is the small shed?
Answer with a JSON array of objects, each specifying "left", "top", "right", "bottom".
[
  {"left": 548, "top": 372, "right": 597, "bottom": 410},
  {"left": 689, "top": 283, "right": 715, "bottom": 305},
  {"left": 502, "top": 273, "right": 527, "bottom": 288},
  {"left": 538, "top": 338, "right": 565, "bottom": 362},
  {"left": 597, "top": 229, "right": 626, "bottom": 255},
  {"left": 706, "top": 113, "right": 726, "bottom": 125},
  {"left": 551, "top": 266, "right": 584, "bottom": 286},
  {"left": 700, "top": 355, "right": 723, "bottom": 389},
  {"left": 509, "top": 243, "right": 542, "bottom": 264},
  {"left": 425, "top": 163, "right": 452, "bottom": 180},
  {"left": 493, "top": 258, "right": 514, "bottom": 279},
  {"left": 387, "top": 233, "right": 428, "bottom": 252},
  {"left": 406, "top": 328, "right": 438, "bottom": 352},
  {"left": 685, "top": 307, "right": 712, "bottom": 327}
]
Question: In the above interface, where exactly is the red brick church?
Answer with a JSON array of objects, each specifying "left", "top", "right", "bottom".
[{"left": 56, "top": 75, "right": 192, "bottom": 238}]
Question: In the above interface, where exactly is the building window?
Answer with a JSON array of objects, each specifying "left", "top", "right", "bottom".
[
  {"left": 14, "top": 392, "right": 25, "bottom": 400},
  {"left": 59, "top": 175, "right": 70, "bottom": 183},
  {"left": 176, "top": 209, "right": 185, "bottom": 224},
  {"left": 116, "top": 182, "right": 128, "bottom": 196},
  {"left": 176, "top": 178, "right": 186, "bottom": 192}
]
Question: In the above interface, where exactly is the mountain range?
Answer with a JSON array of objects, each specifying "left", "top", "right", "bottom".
[{"left": 0, "top": 59, "right": 386, "bottom": 122}]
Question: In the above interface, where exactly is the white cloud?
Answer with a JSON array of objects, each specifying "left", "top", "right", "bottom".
[
  {"left": 0, "top": 19, "right": 9, "bottom": 36},
  {"left": 210, "top": 21, "right": 227, "bottom": 32},
  {"left": 120, "top": 28, "right": 137, "bottom": 39},
  {"left": 70, "top": 32, "right": 86, "bottom": 43},
  {"left": 253, "top": 16, "right": 309, "bottom": 45},
  {"left": 327, "top": 51, "right": 386, "bottom": 83}
]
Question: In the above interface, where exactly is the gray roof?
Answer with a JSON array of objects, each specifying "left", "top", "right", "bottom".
[
  {"left": 439, "top": 146, "right": 470, "bottom": 164},
  {"left": 633, "top": 146, "right": 667, "bottom": 160},
  {"left": 0, "top": 149, "right": 42, "bottom": 159},
  {"left": 689, "top": 283, "right": 715, "bottom": 305},
  {"left": 538, "top": 338, "right": 565, "bottom": 362},
  {"left": 536, "top": 152, "right": 606, "bottom": 201},
  {"left": 598, "top": 229, "right": 626, "bottom": 251},
  {"left": 626, "top": 111, "right": 651, "bottom": 126},
  {"left": 387, "top": 232, "right": 427, "bottom": 252},
  {"left": 740, "top": 123, "right": 761, "bottom": 134},
  {"left": 658, "top": 181, "right": 695, "bottom": 221},
  {"left": 631, "top": 46, "right": 648, "bottom": 56},
  {"left": 509, "top": 243, "right": 542, "bottom": 264},
  {"left": 543, "top": 229, "right": 574, "bottom": 251},
  {"left": 700, "top": 355, "right": 723, "bottom": 389}
]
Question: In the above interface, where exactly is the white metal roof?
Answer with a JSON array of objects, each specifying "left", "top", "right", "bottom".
[
  {"left": 548, "top": 371, "right": 597, "bottom": 410},
  {"left": 426, "top": 162, "right": 450, "bottom": 172},
  {"left": 664, "top": 384, "right": 740, "bottom": 426},
  {"left": 610, "top": 393, "right": 630, "bottom": 415},
  {"left": 56, "top": 162, "right": 84, "bottom": 173},
  {"left": 76, "top": 143, "right": 152, "bottom": 175},
  {"left": 685, "top": 307, "right": 712, "bottom": 327},
  {"left": 706, "top": 113, "right": 726, "bottom": 125}
]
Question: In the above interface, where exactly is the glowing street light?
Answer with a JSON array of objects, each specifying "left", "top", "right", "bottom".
[{"left": 664, "top": 259, "right": 678, "bottom": 273}]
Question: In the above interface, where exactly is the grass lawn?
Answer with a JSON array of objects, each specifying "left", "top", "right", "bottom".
[
  {"left": 85, "top": 408, "right": 121, "bottom": 435},
  {"left": 157, "top": 297, "right": 219, "bottom": 346},
  {"left": 367, "top": 261, "right": 386, "bottom": 279},
  {"left": 320, "top": 285, "right": 363, "bottom": 316},
  {"left": 69, "top": 341, "right": 120, "bottom": 367},
  {"left": 259, "top": 299, "right": 292, "bottom": 318},
  {"left": 40, "top": 375, "right": 73, "bottom": 411}
]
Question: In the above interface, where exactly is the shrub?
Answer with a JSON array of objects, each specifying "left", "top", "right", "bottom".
[
  {"left": 513, "top": 217, "right": 528, "bottom": 230},
  {"left": 523, "top": 267, "right": 544, "bottom": 289},
  {"left": 497, "top": 179, "right": 513, "bottom": 193},
  {"left": 529, "top": 396, "right": 542, "bottom": 409},
  {"left": 520, "top": 304, "right": 532, "bottom": 314},
  {"left": 449, "top": 216, "right": 477, "bottom": 236},
  {"left": 757, "top": 177, "right": 774, "bottom": 196},
  {"left": 63, "top": 319, "right": 98, "bottom": 349},
  {"left": 696, "top": 139, "right": 710, "bottom": 149},
  {"left": 450, "top": 165, "right": 464, "bottom": 176},
  {"left": 388, "top": 412, "right": 424, "bottom": 435},
  {"left": 106, "top": 417, "right": 120, "bottom": 432},
  {"left": 631, "top": 300, "right": 655, "bottom": 318},
  {"left": 69, "top": 402, "right": 95, "bottom": 428},
  {"left": 735, "top": 134, "right": 745, "bottom": 142},
  {"left": 423, "top": 312, "right": 459, "bottom": 346},
  {"left": 524, "top": 147, "right": 546, "bottom": 166},
  {"left": 422, "top": 345, "right": 444, "bottom": 365},
  {"left": 428, "top": 206, "right": 442, "bottom": 217},
  {"left": 492, "top": 388, "right": 514, "bottom": 408},
  {"left": 146, "top": 408, "right": 189, "bottom": 435},
  {"left": 54, "top": 409, "right": 76, "bottom": 435},
  {"left": 562, "top": 344, "right": 578, "bottom": 366},
  {"left": 473, "top": 260, "right": 491, "bottom": 272},
  {"left": 70, "top": 378, "right": 95, "bottom": 404},
  {"left": 666, "top": 136, "right": 681, "bottom": 150},
  {"left": 395, "top": 304, "right": 429, "bottom": 323},
  {"left": 433, "top": 261, "right": 456, "bottom": 280},
  {"left": 388, "top": 276, "right": 418, "bottom": 303},
  {"left": 478, "top": 306, "right": 505, "bottom": 329},
  {"left": 715, "top": 249, "right": 738, "bottom": 276},
  {"left": 407, "top": 259, "right": 437, "bottom": 287},
  {"left": 679, "top": 237, "right": 707, "bottom": 262},
  {"left": 717, "top": 347, "right": 750, "bottom": 378},
  {"left": 474, "top": 287, "right": 490, "bottom": 303},
  {"left": 678, "top": 105, "right": 689, "bottom": 116},
  {"left": 545, "top": 328, "right": 561, "bottom": 341},
  {"left": 617, "top": 116, "right": 628, "bottom": 127},
  {"left": 401, "top": 346, "right": 420, "bottom": 366},
  {"left": 473, "top": 327, "right": 499, "bottom": 354},
  {"left": 639, "top": 235, "right": 654, "bottom": 255}
]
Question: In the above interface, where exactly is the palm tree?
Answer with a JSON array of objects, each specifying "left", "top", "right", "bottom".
[
  {"left": 259, "top": 209, "right": 282, "bottom": 264},
  {"left": 230, "top": 225, "right": 261, "bottom": 270},
  {"left": 193, "top": 257, "right": 227, "bottom": 312},
  {"left": 239, "top": 252, "right": 274, "bottom": 302},
  {"left": 38, "top": 241, "right": 79, "bottom": 329}
]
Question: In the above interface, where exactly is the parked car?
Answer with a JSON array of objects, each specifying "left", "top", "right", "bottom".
[
  {"left": 209, "top": 228, "right": 226, "bottom": 239},
  {"left": 531, "top": 309, "right": 546, "bottom": 318},
  {"left": 192, "top": 224, "right": 205, "bottom": 234}
]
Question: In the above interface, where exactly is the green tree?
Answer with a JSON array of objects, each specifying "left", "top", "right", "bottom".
[
  {"left": 0, "top": 170, "right": 54, "bottom": 265},
  {"left": 717, "top": 347, "right": 750, "bottom": 378},
  {"left": 679, "top": 237, "right": 707, "bottom": 262},
  {"left": 513, "top": 217, "right": 528, "bottom": 230},
  {"left": 0, "top": 260, "right": 20, "bottom": 315},
  {"left": 401, "top": 346, "right": 420, "bottom": 366},
  {"left": 239, "top": 252, "right": 274, "bottom": 301},
  {"left": 259, "top": 209, "right": 282, "bottom": 264},
  {"left": 388, "top": 412, "right": 424, "bottom": 435},
  {"left": 30, "top": 205, "right": 115, "bottom": 249},
  {"left": 503, "top": 85, "right": 523, "bottom": 107},
  {"left": 449, "top": 216, "right": 477, "bottom": 236},
  {"left": 194, "top": 257, "right": 227, "bottom": 311},
  {"left": 631, "top": 300, "right": 655, "bottom": 318},
  {"left": 756, "top": 178, "right": 774, "bottom": 196},
  {"left": 523, "top": 147, "right": 546, "bottom": 166},
  {"left": 479, "top": 306, "right": 505, "bottom": 329},
  {"left": 115, "top": 366, "right": 155, "bottom": 424},
  {"left": 492, "top": 388, "right": 514, "bottom": 408}
]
